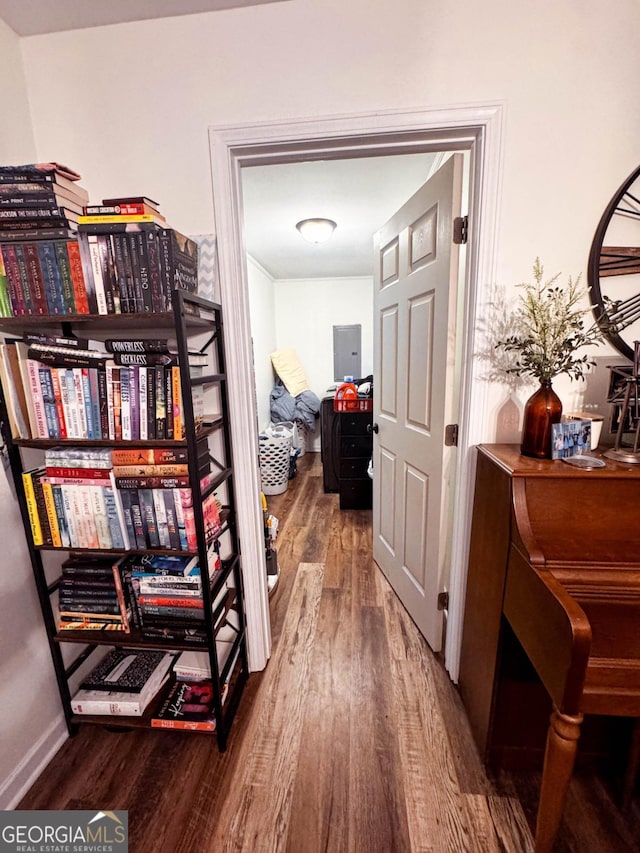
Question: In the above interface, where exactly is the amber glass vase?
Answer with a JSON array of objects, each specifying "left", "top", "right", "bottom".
[{"left": 520, "top": 380, "right": 562, "bottom": 458}]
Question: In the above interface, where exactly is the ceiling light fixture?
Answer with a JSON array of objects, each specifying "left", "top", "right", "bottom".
[{"left": 295, "top": 218, "right": 337, "bottom": 244}]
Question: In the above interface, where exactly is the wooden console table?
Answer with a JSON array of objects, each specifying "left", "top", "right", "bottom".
[{"left": 459, "top": 444, "right": 640, "bottom": 852}]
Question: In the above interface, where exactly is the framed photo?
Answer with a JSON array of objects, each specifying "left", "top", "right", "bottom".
[{"left": 551, "top": 420, "right": 591, "bottom": 459}]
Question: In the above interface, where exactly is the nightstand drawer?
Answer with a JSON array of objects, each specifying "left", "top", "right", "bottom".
[
  {"left": 340, "top": 435, "right": 372, "bottom": 458},
  {"left": 339, "top": 478, "right": 373, "bottom": 510},
  {"left": 340, "top": 412, "right": 373, "bottom": 436},
  {"left": 340, "top": 457, "right": 371, "bottom": 479}
]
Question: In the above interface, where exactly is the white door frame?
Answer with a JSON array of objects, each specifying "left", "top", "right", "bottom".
[{"left": 208, "top": 103, "right": 504, "bottom": 680}]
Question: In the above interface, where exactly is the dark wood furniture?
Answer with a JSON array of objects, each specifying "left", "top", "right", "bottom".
[
  {"left": 338, "top": 410, "right": 373, "bottom": 509},
  {"left": 320, "top": 394, "right": 340, "bottom": 493},
  {"left": 459, "top": 444, "right": 640, "bottom": 852}
]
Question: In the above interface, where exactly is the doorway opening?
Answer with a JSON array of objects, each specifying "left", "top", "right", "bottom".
[
  {"left": 240, "top": 151, "right": 469, "bottom": 655},
  {"left": 208, "top": 105, "right": 503, "bottom": 678}
]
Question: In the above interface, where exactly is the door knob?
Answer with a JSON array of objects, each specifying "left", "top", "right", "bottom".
[{"left": 367, "top": 422, "right": 379, "bottom": 434}]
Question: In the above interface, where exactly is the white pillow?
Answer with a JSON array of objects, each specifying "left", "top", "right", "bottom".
[{"left": 270, "top": 348, "right": 310, "bottom": 397}]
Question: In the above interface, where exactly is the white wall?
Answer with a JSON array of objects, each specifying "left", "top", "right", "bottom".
[
  {"left": 0, "top": 19, "right": 36, "bottom": 162},
  {"left": 4, "top": 0, "right": 640, "bottom": 802},
  {"left": 0, "top": 19, "right": 68, "bottom": 810},
  {"left": 274, "top": 276, "right": 373, "bottom": 450},
  {"left": 247, "top": 257, "right": 277, "bottom": 432},
  {"left": 274, "top": 276, "right": 373, "bottom": 398}
]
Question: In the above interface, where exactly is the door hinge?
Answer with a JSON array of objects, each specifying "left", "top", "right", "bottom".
[
  {"left": 437, "top": 591, "right": 449, "bottom": 611},
  {"left": 453, "top": 215, "right": 468, "bottom": 245},
  {"left": 444, "top": 423, "right": 458, "bottom": 447}
]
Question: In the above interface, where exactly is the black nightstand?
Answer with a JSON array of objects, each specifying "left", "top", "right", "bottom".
[{"left": 339, "top": 411, "right": 373, "bottom": 509}]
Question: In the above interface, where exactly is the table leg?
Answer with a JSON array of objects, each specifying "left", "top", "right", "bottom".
[{"left": 535, "top": 706, "right": 583, "bottom": 853}]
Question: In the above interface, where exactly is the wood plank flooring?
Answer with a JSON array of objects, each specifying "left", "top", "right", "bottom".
[{"left": 18, "top": 453, "right": 640, "bottom": 851}]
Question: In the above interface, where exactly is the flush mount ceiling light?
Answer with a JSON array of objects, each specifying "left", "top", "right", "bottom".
[{"left": 295, "top": 217, "right": 337, "bottom": 244}]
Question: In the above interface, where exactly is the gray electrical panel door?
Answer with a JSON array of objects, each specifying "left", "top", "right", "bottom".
[{"left": 333, "top": 324, "right": 361, "bottom": 381}]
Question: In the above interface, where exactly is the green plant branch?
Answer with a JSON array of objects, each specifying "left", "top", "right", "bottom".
[{"left": 496, "top": 258, "right": 604, "bottom": 383}]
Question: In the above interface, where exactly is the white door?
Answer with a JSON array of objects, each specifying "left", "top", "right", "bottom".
[{"left": 372, "top": 154, "right": 463, "bottom": 651}]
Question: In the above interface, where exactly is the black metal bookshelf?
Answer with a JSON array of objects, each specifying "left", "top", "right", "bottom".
[{"left": 0, "top": 290, "right": 248, "bottom": 751}]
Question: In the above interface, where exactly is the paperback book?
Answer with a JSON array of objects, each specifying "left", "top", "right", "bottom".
[
  {"left": 80, "top": 648, "right": 172, "bottom": 693},
  {"left": 71, "top": 651, "right": 175, "bottom": 716},
  {"left": 150, "top": 679, "right": 227, "bottom": 732}
]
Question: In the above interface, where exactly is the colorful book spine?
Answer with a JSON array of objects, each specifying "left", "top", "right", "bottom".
[
  {"left": 111, "top": 563, "right": 131, "bottom": 633},
  {"left": 66, "top": 240, "right": 90, "bottom": 314},
  {"left": 163, "top": 491, "right": 181, "bottom": 551},
  {"left": 111, "top": 447, "right": 190, "bottom": 465},
  {"left": 165, "top": 367, "right": 173, "bottom": 440},
  {"left": 89, "top": 367, "right": 102, "bottom": 439},
  {"left": 103, "top": 486, "right": 126, "bottom": 550},
  {"left": 23, "top": 242, "right": 48, "bottom": 314},
  {"left": 146, "top": 366, "right": 156, "bottom": 439},
  {"left": 0, "top": 251, "right": 11, "bottom": 316},
  {"left": 97, "top": 234, "right": 117, "bottom": 314},
  {"left": 97, "top": 366, "right": 109, "bottom": 438},
  {"left": 62, "top": 369, "right": 79, "bottom": 439},
  {"left": 138, "top": 367, "right": 148, "bottom": 440},
  {"left": 139, "top": 489, "right": 160, "bottom": 548},
  {"left": 13, "top": 244, "right": 35, "bottom": 314},
  {"left": 109, "top": 473, "right": 132, "bottom": 551},
  {"left": 146, "top": 230, "right": 164, "bottom": 313},
  {"left": 173, "top": 489, "right": 188, "bottom": 551},
  {"left": 53, "top": 240, "right": 76, "bottom": 313},
  {"left": 38, "top": 366, "right": 59, "bottom": 438},
  {"left": 114, "top": 476, "right": 191, "bottom": 489},
  {"left": 110, "top": 234, "right": 131, "bottom": 313},
  {"left": 2, "top": 244, "right": 26, "bottom": 314},
  {"left": 111, "top": 463, "right": 189, "bottom": 477},
  {"left": 178, "top": 489, "right": 197, "bottom": 552},
  {"left": 51, "top": 484, "right": 71, "bottom": 547},
  {"left": 26, "top": 358, "right": 48, "bottom": 438},
  {"left": 87, "top": 234, "right": 108, "bottom": 314},
  {"left": 155, "top": 365, "right": 166, "bottom": 439},
  {"left": 126, "top": 232, "right": 144, "bottom": 312},
  {"left": 37, "top": 241, "right": 65, "bottom": 314},
  {"left": 49, "top": 369, "right": 68, "bottom": 439},
  {"left": 22, "top": 469, "right": 44, "bottom": 545},
  {"left": 120, "top": 366, "right": 131, "bottom": 440},
  {"left": 41, "top": 477, "right": 62, "bottom": 548},
  {"left": 112, "top": 366, "right": 122, "bottom": 441},
  {"left": 129, "top": 366, "right": 140, "bottom": 440},
  {"left": 71, "top": 369, "right": 87, "bottom": 438},
  {"left": 152, "top": 489, "right": 170, "bottom": 549},
  {"left": 88, "top": 486, "right": 112, "bottom": 549},
  {"left": 81, "top": 368, "right": 95, "bottom": 439},
  {"left": 172, "top": 366, "right": 183, "bottom": 441},
  {"left": 129, "top": 491, "right": 147, "bottom": 549}
]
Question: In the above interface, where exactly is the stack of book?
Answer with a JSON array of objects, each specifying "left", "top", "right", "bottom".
[
  {"left": 77, "top": 195, "right": 198, "bottom": 315},
  {"left": 117, "top": 553, "right": 205, "bottom": 641},
  {"left": 0, "top": 162, "right": 91, "bottom": 317},
  {"left": 150, "top": 591, "right": 241, "bottom": 729},
  {"left": 71, "top": 648, "right": 176, "bottom": 716},
  {"left": 21, "top": 447, "right": 128, "bottom": 550},
  {"left": 112, "top": 443, "right": 219, "bottom": 552},
  {"left": 0, "top": 334, "right": 205, "bottom": 442},
  {"left": 57, "top": 553, "right": 131, "bottom": 632}
]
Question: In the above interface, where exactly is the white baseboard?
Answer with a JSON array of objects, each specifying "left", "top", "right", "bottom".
[{"left": 0, "top": 716, "right": 68, "bottom": 810}]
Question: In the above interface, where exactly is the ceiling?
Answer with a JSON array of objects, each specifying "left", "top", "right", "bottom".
[
  {"left": 0, "top": 0, "right": 283, "bottom": 36},
  {"left": 241, "top": 153, "right": 438, "bottom": 280}
]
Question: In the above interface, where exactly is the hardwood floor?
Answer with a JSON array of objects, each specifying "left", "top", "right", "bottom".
[{"left": 18, "top": 453, "right": 640, "bottom": 852}]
